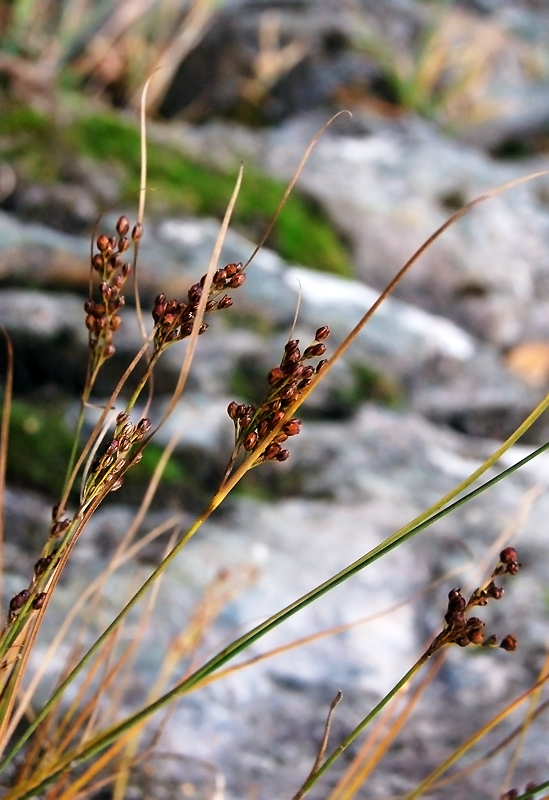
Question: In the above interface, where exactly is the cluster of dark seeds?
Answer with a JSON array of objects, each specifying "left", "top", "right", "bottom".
[
  {"left": 226, "top": 326, "right": 330, "bottom": 465},
  {"left": 82, "top": 412, "right": 152, "bottom": 504},
  {"left": 85, "top": 216, "right": 140, "bottom": 366},
  {"left": 500, "top": 782, "right": 538, "bottom": 800},
  {"left": 426, "top": 548, "right": 521, "bottom": 657},
  {"left": 152, "top": 262, "right": 245, "bottom": 352}
]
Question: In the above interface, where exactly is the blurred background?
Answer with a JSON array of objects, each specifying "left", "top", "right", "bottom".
[{"left": 3, "top": 1, "right": 549, "bottom": 798}]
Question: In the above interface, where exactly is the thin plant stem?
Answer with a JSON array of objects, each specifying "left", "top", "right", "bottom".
[
  {"left": 291, "top": 655, "right": 429, "bottom": 800},
  {"left": 3, "top": 436, "right": 549, "bottom": 795}
]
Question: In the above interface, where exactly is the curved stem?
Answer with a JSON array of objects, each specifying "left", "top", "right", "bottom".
[{"left": 291, "top": 655, "right": 429, "bottom": 800}]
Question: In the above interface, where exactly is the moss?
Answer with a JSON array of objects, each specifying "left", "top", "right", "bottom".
[
  {"left": 1, "top": 102, "right": 353, "bottom": 276},
  {"left": 5, "top": 397, "right": 74, "bottom": 497}
]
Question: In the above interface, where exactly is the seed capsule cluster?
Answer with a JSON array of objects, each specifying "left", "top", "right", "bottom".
[
  {"left": 426, "top": 548, "right": 521, "bottom": 657},
  {"left": 85, "top": 216, "right": 139, "bottom": 365},
  {"left": 82, "top": 412, "right": 152, "bottom": 504},
  {"left": 227, "top": 326, "right": 330, "bottom": 464},
  {"left": 152, "top": 262, "right": 245, "bottom": 351}
]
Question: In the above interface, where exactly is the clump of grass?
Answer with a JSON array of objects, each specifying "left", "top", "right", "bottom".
[{"left": 1, "top": 107, "right": 549, "bottom": 800}]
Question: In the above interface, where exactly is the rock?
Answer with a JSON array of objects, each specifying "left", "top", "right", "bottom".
[{"left": 172, "top": 114, "right": 549, "bottom": 350}]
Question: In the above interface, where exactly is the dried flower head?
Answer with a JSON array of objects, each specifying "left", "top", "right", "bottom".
[{"left": 152, "top": 262, "right": 247, "bottom": 352}]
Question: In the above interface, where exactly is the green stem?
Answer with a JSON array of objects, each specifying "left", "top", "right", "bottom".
[
  {"left": 515, "top": 780, "right": 549, "bottom": 799},
  {"left": 292, "top": 655, "right": 429, "bottom": 799},
  {"left": 4, "top": 439, "right": 549, "bottom": 795}
]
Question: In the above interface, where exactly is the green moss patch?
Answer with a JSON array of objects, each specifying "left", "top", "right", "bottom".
[{"left": 1, "top": 101, "right": 353, "bottom": 276}]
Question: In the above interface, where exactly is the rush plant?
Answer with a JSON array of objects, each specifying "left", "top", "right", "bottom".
[{"left": 1, "top": 108, "right": 549, "bottom": 800}]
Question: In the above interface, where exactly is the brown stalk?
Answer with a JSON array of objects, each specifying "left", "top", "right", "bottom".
[{"left": 0, "top": 327, "right": 14, "bottom": 619}]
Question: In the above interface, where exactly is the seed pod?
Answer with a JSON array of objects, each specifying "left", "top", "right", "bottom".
[
  {"left": 268, "top": 367, "right": 284, "bottom": 385},
  {"left": 116, "top": 412, "right": 130, "bottom": 427},
  {"left": 304, "top": 343, "right": 326, "bottom": 358},
  {"left": 316, "top": 359, "right": 329, "bottom": 373},
  {"left": 206, "top": 300, "right": 216, "bottom": 312},
  {"left": 283, "top": 419, "right": 302, "bottom": 436},
  {"left": 225, "top": 262, "right": 241, "bottom": 278},
  {"left": 121, "top": 263, "right": 132, "bottom": 278},
  {"left": 229, "top": 274, "right": 245, "bottom": 289},
  {"left": 110, "top": 478, "right": 124, "bottom": 492},
  {"left": 264, "top": 443, "right": 281, "bottom": 460},
  {"left": 227, "top": 401, "right": 239, "bottom": 420},
  {"left": 118, "top": 237, "right": 129, "bottom": 253},
  {"left": 217, "top": 295, "right": 233, "bottom": 310},
  {"left": 92, "top": 254, "right": 103, "bottom": 271},
  {"left": 103, "top": 344, "right": 116, "bottom": 359},
  {"left": 280, "top": 383, "right": 297, "bottom": 401},
  {"left": 116, "top": 216, "right": 130, "bottom": 236},
  {"left": 110, "top": 316, "right": 122, "bottom": 332},
  {"left": 119, "top": 436, "right": 132, "bottom": 452},
  {"left": 131, "top": 223, "right": 143, "bottom": 241},
  {"left": 51, "top": 519, "right": 71, "bottom": 538},
  {"left": 285, "top": 339, "right": 299, "bottom": 354},
  {"left": 106, "top": 438, "right": 119, "bottom": 455},
  {"left": 268, "top": 411, "right": 284, "bottom": 430},
  {"left": 244, "top": 432, "right": 259, "bottom": 451},
  {"left": 9, "top": 590, "right": 29, "bottom": 612},
  {"left": 137, "top": 418, "right": 152, "bottom": 435},
  {"left": 276, "top": 449, "right": 290, "bottom": 462},
  {"left": 188, "top": 284, "right": 202, "bottom": 303},
  {"left": 214, "top": 268, "right": 227, "bottom": 285},
  {"left": 33, "top": 592, "right": 47, "bottom": 610},
  {"left": 500, "top": 634, "right": 518, "bottom": 652},
  {"left": 257, "top": 420, "right": 270, "bottom": 437},
  {"left": 485, "top": 581, "right": 504, "bottom": 600},
  {"left": 110, "top": 255, "right": 123, "bottom": 271},
  {"left": 97, "top": 234, "right": 110, "bottom": 252},
  {"left": 315, "top": 326, "right": 331, "bottom": 341},
  {"left": 500, "top": 547, "right": 518, "bottom": 564},
  {"left": 34, "top": 555, "right": 53, "bottom": 577}
]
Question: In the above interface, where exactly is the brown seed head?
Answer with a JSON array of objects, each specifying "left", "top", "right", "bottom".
[
  {"left": 304, "top": 343, "right": 326, "bottom": 359},
  {"left": 33, "top": 592, "right": 47, "bottom": 610},
  {"left": 268, "top": 367, "right": 284, "bottom": 385},
  {"left": 227, "top": 401, "right": 239, "bottom": 420},
  {"left": 315, "top": 326, "right": 331, "bottom": 341},
  {"left": 244, "top": 432, "right": 259, "bottom": 451},
  {"left": 229, "top": 274, "right": 245, "bottom": 289},
  {"left": 500, "top": 634, "right": 518, "bottom": 652},
  {"left": 500, "top": 547, "right": 518, "bottom": 564},
  {"left": 283, "top": 419, "right": 302, "bottom": 436},
  {"left": 276, "top": 449, "right": 290, "bottom": 462},
  {"left": 131, "top": 223, "right": 143, "bottom": 241},
  {"left": 217, "top": 295, "right": 233, "bottom": 310},
  {"left": 116, "top": 216, "right": 130, "bottom": 236},
  {"left": 92, "top": 254, "right": 103, "bottom": 271},
  {"left": 96, "top": 234, "right": 110, "bottom": 252}
]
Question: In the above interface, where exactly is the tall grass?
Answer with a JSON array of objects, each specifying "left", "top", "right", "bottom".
[{"left": 1, "top": 96, "right": 549, "bottom": 800}]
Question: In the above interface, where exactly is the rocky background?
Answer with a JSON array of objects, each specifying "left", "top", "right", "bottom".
[{"left": 3, "top": 0, "right": 549, "bottom": 798}]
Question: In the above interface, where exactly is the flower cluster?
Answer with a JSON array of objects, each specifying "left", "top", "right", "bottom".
[
  {"left": 82, "top": 412, "right": 152, "bottom": 504},
  {"left": 152, "top": 262, "right": 245, "bottom": 352},
  {"left": 427, "top": 547, "right": 521, "bottom": 657},
  {"left": 85, "top": 216, "right": 140, "bottom": 366},
  {"left": 226, "top": 326, "right": 330, "bottom": 466}
]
